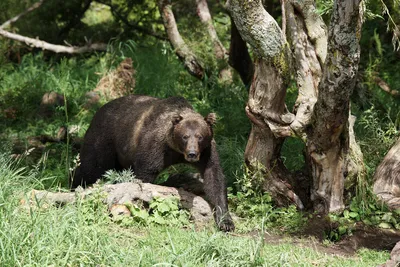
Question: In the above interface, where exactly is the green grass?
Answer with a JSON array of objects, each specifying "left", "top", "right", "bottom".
[{"left": 0, "top": 153, "right": 390, "bottom": 266}]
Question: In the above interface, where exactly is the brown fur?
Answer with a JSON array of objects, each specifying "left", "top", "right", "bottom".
[{"left": 71, "top": 95, "right": 234, "bottom": 231}]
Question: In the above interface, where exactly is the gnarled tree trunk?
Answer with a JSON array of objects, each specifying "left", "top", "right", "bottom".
[
  {"left": 226, "top": 0, "right": 303, "bottom": 208},
  {"left": 227, "top": 0, "right": 364, "bottom": 212},
  {"left": 307, "top": 0, "right": 363, "bottom": 213}
]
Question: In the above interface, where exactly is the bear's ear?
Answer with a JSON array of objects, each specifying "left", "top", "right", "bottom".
[
  {"left": 172, "top": 114, "right": 183, "bottom": 125},
  {"left": 205, "top": 113, "right": 217, "bottom": 126}
]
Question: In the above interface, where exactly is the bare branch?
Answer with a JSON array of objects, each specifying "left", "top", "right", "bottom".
[
  {"left": 0, "top": 28, "right": 107, "bottom": 54},
  {"left": 281, "top": 0, "right": 286, "bottom": 37},
  {"left": 195, "top": 0, "right": 227, "bottom": 59},
  {"left": 157, "top": 0, "right": 205, "bottom": 80},
  {"left": 0, "top": 0, "right": 46, "bottom": 29},
  {"left": 374, "top": 76, "right": 400, "bottom": 97}
]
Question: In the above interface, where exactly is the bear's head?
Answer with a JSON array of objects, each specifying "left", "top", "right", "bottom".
[{"left": 171, "top": 113, "right": 216, "bottom": 162}]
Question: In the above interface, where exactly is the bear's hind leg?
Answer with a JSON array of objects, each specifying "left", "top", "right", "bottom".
[{"left": 70, "top": 140, "right": 117, "bottom": 189}]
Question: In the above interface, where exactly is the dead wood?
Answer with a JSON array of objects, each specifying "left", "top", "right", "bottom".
[
  {"left": 0, "top": 28, "right": 107, "bottom": 54},
  {"left": 23, "top": 182, "right": 213, "bottom": 222}
]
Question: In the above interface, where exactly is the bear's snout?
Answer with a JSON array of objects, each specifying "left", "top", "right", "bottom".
[
  {"left": 187, "top": 151, "right": 198, "bottom": 159},
  {"left": 185, "top": 150, "right": 199, "bottom": 162}
]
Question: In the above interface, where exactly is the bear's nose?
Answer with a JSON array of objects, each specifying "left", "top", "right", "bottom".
[{"left": 188, "top": 152, "right": 197, "bottom": 159}]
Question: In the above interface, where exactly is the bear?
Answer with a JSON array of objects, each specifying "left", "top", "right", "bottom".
[{"left": 71, "top": 95, "right": 235, "bottom": 232}]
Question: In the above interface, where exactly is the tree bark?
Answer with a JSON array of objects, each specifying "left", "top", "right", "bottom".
[
  {"left": 373, "top": 138, "right": 400, "bottom": 210},
  {"left": 285, "top": 0, "right": 364, "bottom": 203},
  {"left": 227, "top": 0, "right": 303, "bottom": 208},
  {"left": 307, "top": 0, "right": 363, "bottom": 213},
  {"left": 227, "top": 0, "right": 365, "bottom": 211},
  {"left": 158, "top": 0, "right": 205, "bottom": 80}
]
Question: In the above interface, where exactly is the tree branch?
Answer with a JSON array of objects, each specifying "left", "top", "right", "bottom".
[
  {"left": 0, "top": 28, "right": 107, "bottom": 54},
  {"left": 0, "top": 0, "right": 46, "bottom": 29},
  {"left": 157, "top": 0, "right": 205, "bottom": 80},
  {"left": 195, "top": 0, "right": 227, "bottom": 60},
  {"left": 374, "top": 76, "right": 400, "bottom": 97},
  {"left": 284, "top": 1, "right": 326, "bottom": 138}
]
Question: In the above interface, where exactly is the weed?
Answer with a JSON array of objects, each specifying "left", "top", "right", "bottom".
[{"left": 102, "top": 168, "right": 137, "bottom": 184}]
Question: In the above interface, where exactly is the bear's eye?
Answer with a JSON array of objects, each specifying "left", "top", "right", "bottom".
[
  {"left": 183, "top": 135, "right": 189, "bottom": 140},
  {"left": 198, "top": 136, "right": 203, "bottom": 141}
]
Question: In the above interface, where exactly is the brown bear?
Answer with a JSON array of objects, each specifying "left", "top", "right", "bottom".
[{"left": 71, "top": 95, "right": 234, "bottom": 231}]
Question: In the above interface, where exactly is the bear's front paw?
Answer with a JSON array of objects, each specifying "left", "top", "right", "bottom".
[{"left": 218, "top": 217, "right": 235, "bottom": 232}]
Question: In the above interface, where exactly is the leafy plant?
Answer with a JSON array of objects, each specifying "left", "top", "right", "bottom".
[
  {"left": 327, "top": 196, "right": 400, "bottom": 241},
  {"left": 229, "top": 163, "right": 306, "bottom": 233},
  {"left": 148, "top": 196, "right": 190, "bottom": 226},
  {"left": 113, "top": 196, "right": 190, "bottom": 227}
]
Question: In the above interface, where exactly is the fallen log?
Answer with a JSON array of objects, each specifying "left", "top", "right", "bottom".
[{"left": 23, "top": 182, "right": 213, "bottom": 222}]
